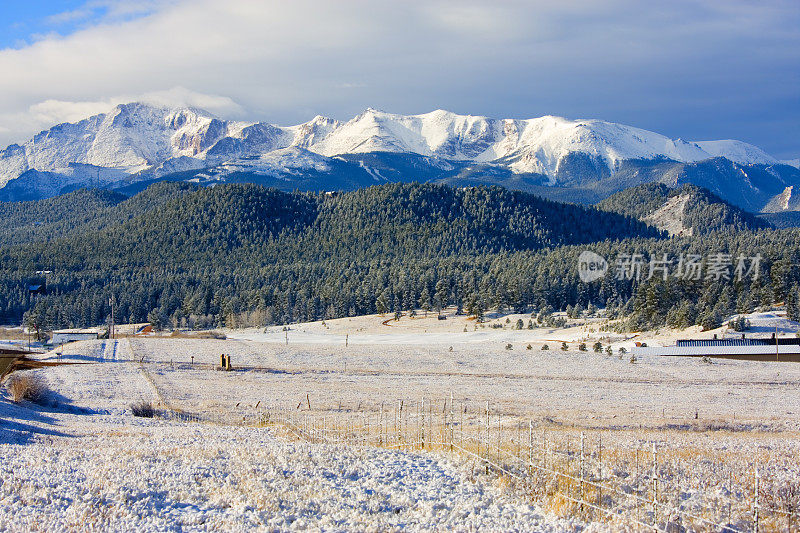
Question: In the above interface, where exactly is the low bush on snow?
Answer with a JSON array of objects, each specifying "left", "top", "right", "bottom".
[
  {"left": 4, "top": 372, "right": 48, "bottom": 404},
  {"left": 131, "top": 401, "right": 156, "bottom": 418}
]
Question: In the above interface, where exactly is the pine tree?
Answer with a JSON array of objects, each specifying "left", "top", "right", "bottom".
[
  {"left": 147, "top": 309, "right": 164, "bottom": 331},
  {"left": 419, "top": 287, "right": 432, "bottom": 317},
  {"left": 376, "top": 292, "right": 389, "bottom": 315},
  {"left": 434, "top": 279, "right": 449, "bottom": 315},
  {"left": 786, "top": 284, "right": 800, "bottom": 322}
]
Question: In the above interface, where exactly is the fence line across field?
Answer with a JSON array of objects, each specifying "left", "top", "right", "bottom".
[
  {"left": 121, "top": 340, "right": 796, "bottom": 531},
  {"left": 247, "top": 396, "right": 796, "bottom": 533},
  {"left": 144, "top": 381, "right": 795, "bottom": 533}
]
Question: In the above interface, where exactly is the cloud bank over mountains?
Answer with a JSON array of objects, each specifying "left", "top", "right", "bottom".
[{"left": 0, "top": 1, "right": 798, "bottom": 158}]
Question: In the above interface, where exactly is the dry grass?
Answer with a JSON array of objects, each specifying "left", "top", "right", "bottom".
[
  {"left": 130, "top": 400, "right": 155, "bottom": 418},
  {"left": 256, "top": 403, "right": 800, "bottom": 531},
  {"left": 0, "top": 327, "right": 29, "bottom": 340},
  {"left": 5, "top": 372, "right": 47, "bottom": 403}
]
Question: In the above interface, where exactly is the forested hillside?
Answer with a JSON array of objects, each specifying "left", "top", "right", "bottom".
[
  {"left": 597, "top": 183, "right": 772, "bottom": 235},
  {"left": 0, "top": 183, "right": 198, "bottom": 245},
  {"left": 760, "top": 211, "right": 800, "bottom": 229},
  {"left": 2, "top": 181, "right": 798, "bottom": 333}
]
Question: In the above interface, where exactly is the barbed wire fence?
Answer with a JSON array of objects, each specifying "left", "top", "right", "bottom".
[
  {"left": 244, "top": 395, "right": 798, "bottom": 533},
  {"left": 124, "top": 345, "right": 797, "bottom": 532}
]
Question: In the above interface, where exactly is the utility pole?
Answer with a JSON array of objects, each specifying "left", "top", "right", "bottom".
[
  {"left": 776, "top": 324, "right": 779, "bottom": 362},
  {"left": 109, "top": 295, "right": 115, "bottom": 340}
]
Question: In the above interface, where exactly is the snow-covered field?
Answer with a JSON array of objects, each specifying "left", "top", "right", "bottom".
[
  {"left": 0, "top": 410, "right": 566, "bottom": 531},
  {"left": 1, "top": 310, "right": 799, "bottom": 530},
  {"left": 0, "top": 334, "right": 574, "bottom": 531},
  {"left": 122, "top": 311, "right": 800, "bottom": 430}
]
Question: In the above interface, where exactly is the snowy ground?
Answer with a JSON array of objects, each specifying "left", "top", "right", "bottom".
[
  {"left": 0, "top": 336, "right": 572, "bottom": 531},
  {"left": 1, "top": 310, "right": 799, "bottom": 530},
  {"left": 0, "top": 411, "right": 566, "bottom": 531},
  {"left": 109, "top": 310, "right": 800, "bottom": 431}
]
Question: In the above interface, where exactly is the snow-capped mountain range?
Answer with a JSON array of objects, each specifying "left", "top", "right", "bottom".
[{"left": 0, "top": 102, "right": 797, "bottom": 212}]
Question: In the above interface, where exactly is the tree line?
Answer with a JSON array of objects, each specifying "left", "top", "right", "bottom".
[{"left": 1, "top": 181, "right": 797, "bottom": 334}]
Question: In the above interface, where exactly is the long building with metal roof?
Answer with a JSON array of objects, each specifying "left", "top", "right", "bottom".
[{"left": 633, "top": 340, "right": 800, "bottom": 362}]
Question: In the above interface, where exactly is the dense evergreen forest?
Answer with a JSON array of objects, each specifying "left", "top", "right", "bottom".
[
  {"left": 2, "top": 181, "right": 799, "bottom": 334},
  {"left": 597, "top": 183, "right": 772, "bottom": 235}
]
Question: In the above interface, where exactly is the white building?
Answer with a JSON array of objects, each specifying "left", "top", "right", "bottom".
[
  {"left": 633, "top": 338, "right": 800, "bottom": 362},
  {"left": 50, "top": 329, "right": 100, "bottom": 345}
]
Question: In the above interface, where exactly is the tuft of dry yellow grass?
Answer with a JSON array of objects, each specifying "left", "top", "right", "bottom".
[{"left": 4, "top": 371, "right": 47, "bottom": 403}]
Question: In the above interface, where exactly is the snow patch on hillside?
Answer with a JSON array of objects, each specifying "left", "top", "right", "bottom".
[{"left": 644, "top": 193, "right": 692, "bottom": 236}]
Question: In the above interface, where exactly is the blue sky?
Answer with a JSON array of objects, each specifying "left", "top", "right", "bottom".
[
  {"left": 0, "top": 1, "right": 798, "bottom": 159},
  {"left": 1, "top": 2, "right": 87, "bottom": 48},
  {"left": 1, "top": 2, "right": 156, "bottom": 48}
]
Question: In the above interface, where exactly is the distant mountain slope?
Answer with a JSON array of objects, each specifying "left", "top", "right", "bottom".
[
  {"left": 1, "top": 102, "right": 796, "bottom": 211},
  {"left": 4, "top": 182, "right": 661, "bottom": 253},
  {"left": 596, "top": 183, "right": 772, "bottom": 235},
  {"left": 0, "top": 182, "right": 197, "bottom": 245},
  {"left": 0, "top": 188, "right": 124, "bottom": 245},
  {"left": 759, "top": 211, "right": 800, "bottom": 229}
]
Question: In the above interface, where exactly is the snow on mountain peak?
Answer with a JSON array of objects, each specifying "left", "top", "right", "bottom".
[
  {"left": 0, "top": 103, "right": 783, "bottom": 192},
  {"left": 693, "top": 140, "right": 778, "bottom": 165}
]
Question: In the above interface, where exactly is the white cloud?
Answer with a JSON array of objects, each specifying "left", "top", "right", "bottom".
[
  {"left": 136, "top": 87, "right": 244, "bottom": 117},
  {"left": 46, "top": 0, "right": 166, "bottom": 26},
  {"left": 0, "top": 88, "right": 244, "bottom": 145},
  {"left": 28, "top": 99, "right": 117, "bottom": 125},
  {"left": 46, "top": 8, "right": 95, "bottom": 26},
  {"left": 0, "top": 0, "right": 797, "bottom": 156}
]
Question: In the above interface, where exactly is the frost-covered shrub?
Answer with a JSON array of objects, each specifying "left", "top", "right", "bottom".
[{"left": 5, "top": 372, "right": 47, "bottom": 404}]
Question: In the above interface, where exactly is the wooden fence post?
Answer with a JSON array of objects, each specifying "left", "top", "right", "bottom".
[
  {"left": 449, "top": 391, "right": 454, "bottom": 452},
  {"left": 652, "top": 442, "right": 658, "bottom": 530},
  {"left": 753, "top": 462, "right": 760, "bottom": 533},
  {"left": 528, "top": 420, "right": 533, "bottom": 476},
  {"left": 598, "top": 435, "right": 603, "bottom": 511},
  {"left": 421, "top": 398, "right": 425, "bottom": 450},
  {"left": 460, "top": 400, "right": 464, "bottom": 448},
  {"left": 441, "top": 398, "right": 446, "bottom": 450},
  {"left": 485, "top": 401, "right": 490, "bottom": 474},
  {"left": 580, "top": 432, "right": 585, "bottom": 513},
  {"left": 636, "top": 448, "right": 640, "bottom": 528},
  {"left": 398, "top": 400, "right": 402, "bottom": 446}
]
